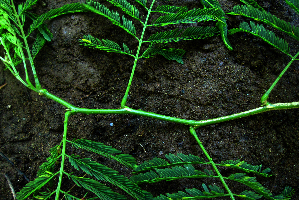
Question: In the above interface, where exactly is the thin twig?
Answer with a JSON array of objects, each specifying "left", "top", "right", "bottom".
[
  {"left": 0, "top": 82, "right": 7, "bottom": 90},
  {"left": 0, "top": 152, "right": 30, "bottom": 182},
  {"left": 4, "top": 173, "right": 16, "bottom": 200}
]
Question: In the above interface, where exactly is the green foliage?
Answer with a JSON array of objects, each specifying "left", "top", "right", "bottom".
[
  {"left": 220, "top": 160, "right": 272, "bottom": 177},
  {"left": 85, "top": 0, "right": 137, "bottom": 38},
  {"left": 153, "top": 184, "right": 228, "bottom": 199},
  {"left": 229, "top": 21, "right": 290, "bottom": 56},
  {"left": 228, "top": 4, "right": 299, "bottom": 42},
  {"left": 146, "top": 26, "right": 220, "bottom": 43},
  {"left": 79, "top": 35, "right": 133, "bottom": 56},
  {"left": 16, "top": 171, "right": 56, "bottom": 200},
  {"left": 70, "top": 139, "right": 137, "bottom": 169},
  {"left": 70, "top": 175, "right": 128, "bottom": 200},
  {"left": 285, "top": 0, "right": 299, "bottom": 15},
  {"left": 69, "top": 156, "right": 151, "bottom": 199},
  {"left": 1, "top": 0, "right": 297, "bottom": 199}
]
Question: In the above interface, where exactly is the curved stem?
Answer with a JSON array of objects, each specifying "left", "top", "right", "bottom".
[{"left": 40, "top": 89, "right": 299, "bottom": 128}]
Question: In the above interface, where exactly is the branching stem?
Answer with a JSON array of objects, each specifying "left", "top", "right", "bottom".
[
  {"left": 55, "top": 111, "right": 73, "bottom": 200},
  {"left": 121, "top": 0, "right": 156, "bottom": 108},
  {"left": 261, "top": 51, "right": 299, "bottom": 105}
]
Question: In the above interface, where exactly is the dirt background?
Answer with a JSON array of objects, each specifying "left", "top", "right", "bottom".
[{"left": 0, "top": 0, "right": 298, "bottom": 199}]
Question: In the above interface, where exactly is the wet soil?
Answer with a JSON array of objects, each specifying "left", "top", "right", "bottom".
[{"left": 0, "top": 0, "right": 298, "bottom": 199}]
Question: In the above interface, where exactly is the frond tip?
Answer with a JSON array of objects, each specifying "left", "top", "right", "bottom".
[
  {"left": 146, "top": 26, "right": 220, "bottom": 43},
  {"left": 85, "top": 0, "right": 137, "bottom": 38},
  {"left": 79, "top": 35, "right": 133, "bottom": 56},
  {"left": 229, "top": 21, "right": 290, "bottom": 56}
]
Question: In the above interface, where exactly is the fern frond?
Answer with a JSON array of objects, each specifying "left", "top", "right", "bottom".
[
  {"left": 200, "top": 0, "right": 223, "bottom": 11},
  {"left": 37, "top": 145, "right": 61, "bottom": 176},
  {"left": 85, "top": 0, "right": 137, "bottom": 38},
  {"left": 31, "top": 32, "right": 46, "bottom": 60},
  {"left": 152, "top": 8, "right": 224, "bottom": 26},
  {"left": 106, "top": 0, "right": 141, "bottom": 20},
  {"left": 69, "top": 156, "right": 152, "bottom": 199},
  {"left": 70, "top": 139, "right": 137, "bottom": 169},
  {"left": 135, "top": 0, "right": 147, "bottom": 8},
  {"left": 25, "top": 12, "right": 53, "bottom": 41},
  {"left": 0, "top": 0, "right": 14, "bottom": 16},
  {"left": 146, "top": 26, "right": 220, "bottom": 43},
  {"left": 199, "top": 1, "right": 233, "bottom": 50},
  {"left": 131, "top": 164, "right": 209, "bottom": 184},
  {"left": 220, "top": 160, "right": 271, "bottom": 177},
  {"left": 19, "top": 0, "right": 39, "bottom": 15},
  {"left": 216, "top": 18, "right": 233, "bottom": 50},
  {"left": 285, "top": 0, "right": 299, "bottom": 15},
  {"left": 239, "top": 0, "right": 264, "bottom": 11},
  {"left": 154, "top": 5, "right": 188, "bottom": 14},
  {"left": 277, "top": 186, "right": 294, "bottom": 199},
  {"left": 142, "top": 44, "right": 185, "bottom": 64},
  {"left": 230, "top": 173, "right": 293, "bottom": 199},
  {"left": 29, "top": 3, "right": 90, "bottom": 35},
  {"left": 229, "top": 21, "right": 290, "bottom": 55},
  {"left": 79, "top": 35, "right": 133, "bottom": 56},
  {"left": 16, "top": 171, "right": 56, "bottom": 200},
  {"left": 69, "top": 175, "right": 127, "bottom": 200},
  {"left": 134, "top": 153, "right": 206, "bottom": 172},
  {"left": 228, "top": 173, "right": 274, "bottom": 199},
  {"left": 239, "top": 190, "right": 263, "bottom": 200},
  {"left": 228, "top": 5, "right": 299, "bottom": 42},
  {"left": 153, "top": 184, "right": 226, "bottom": 200}
]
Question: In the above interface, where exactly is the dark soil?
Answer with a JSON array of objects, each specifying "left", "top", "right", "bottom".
[{"left": 0, "top": 0, "right": 298, "bottom": 199}]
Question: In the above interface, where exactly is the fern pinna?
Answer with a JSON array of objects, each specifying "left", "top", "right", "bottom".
[{"left": 0, "top": 0, "right": 296, "bottom": 199}]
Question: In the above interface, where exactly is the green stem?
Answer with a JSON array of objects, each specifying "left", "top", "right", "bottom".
[
  {"left": 121, "top": 0, "right": 156, "bottom": 108},
  {"left": 10, "top": 0, "right": 41, "bottom": 90},
  {"left": 55, "top": 111, "right": 73, "bottom": 200},
  {"left": 40, "top": 89, "right": 299, "bottom": 128},
  {"left": 189, "top": 127, "right": 235, "bottom": 200},
  {"left": 261, "top": 51, "right": 299, "bottom": 105}
]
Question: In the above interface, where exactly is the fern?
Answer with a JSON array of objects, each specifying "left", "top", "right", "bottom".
[
  {"left": 69, "top": 175, "right": 127, "bottom": 200},
  {"left": 134, "top": 153, "right": 206, "bottom": 172},
  {"left": 141, "top": 44, "right": 186, "bottom": 64},
  {"left": 79, "top": 34, "right": 133, "bottom": 56},
  {"left": 85, "top": 0, "right": 137, "bottom": 38},
  {"left": 131, "top": 164, "right": 211, "bottom": 184},
  {"left": 154, "top": 184, "right": 227, "bottom": 199},
  {"left": 106, "top": 0, "right": 141, "bottom": 20},
  {"left": 220, "top": 160, "right": 272, "bottom": 177},
  {"left": 229, "top": 21, "right": 290, "bottom": 56},
  {"left": 68, "top": 156, "right": 152, "bottom": 199},
  {"left": 285, "top": 0, "right": 299, "bottom": 15},
  {"left": 154, "top": 5, "right": 188, "bottom": 14},
  {"left": 69, "top": 139, "right": 137, "bottom": 169},
  {"left": 239, "top": 0, "right": 264, "bottom": 11},
  {"left": 37, "top": 145, "right": 61, "bottom": 176},
  {"left": 152, "top": 7, "right": 225, "bottom": 26},
  {"left": 146, "top": 26, "right": 220, "bottom": 43},
  {"left": 135, "top": 0, "right": 147, "bottom": 8},
  {"left": 29, "top": 3, "right": 90, "bottom": 35},
  {"left": 200, "top": 0, "right": 232, "bottom": 50},
  {"left": 31, "top": 32, "right": 47, "bottom": 60},
  {"left": 3, "top": 0, "right": 295, "bottom": 199},
  {"left": 16, "top": 171, "right": 57, "bottom": 200},
  {"left": 229, "top": 173, "right": 277, "bottom": 199},
  {"left": 228, "top": 4, "right": 299, "bottom": 42},
  {"left": 19, "top": 0, "right": 39, "bottom": 15}
]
